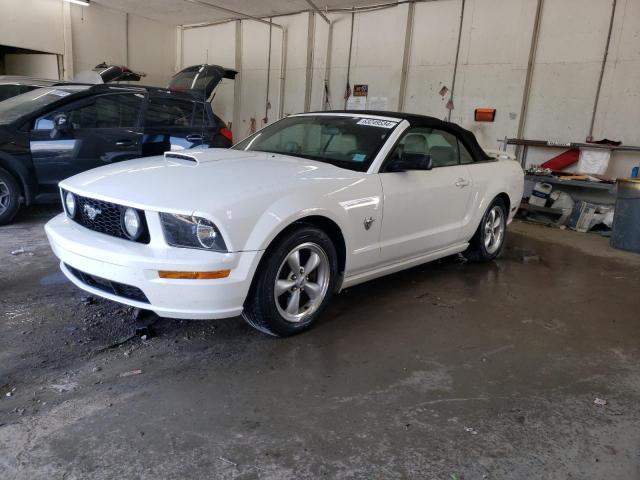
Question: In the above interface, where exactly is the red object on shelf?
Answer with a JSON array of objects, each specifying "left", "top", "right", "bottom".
[{"left": 541, "top": 149, "right": 580, "bottom": 171}]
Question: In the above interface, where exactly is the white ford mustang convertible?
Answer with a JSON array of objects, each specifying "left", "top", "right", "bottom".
[{"left": 45, "top": 111, "right": 523, "bottom": 336}]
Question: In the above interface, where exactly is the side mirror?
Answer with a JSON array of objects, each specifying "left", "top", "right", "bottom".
[
  {"left": 387, "top": 151, "right": 433, "bottom": 172},
  {"left": 50, "top": 113, "right": 71, "bottom": 139}
]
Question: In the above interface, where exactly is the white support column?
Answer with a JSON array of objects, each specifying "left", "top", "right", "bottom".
[
  {"left": 61, "top": 1, "right": 74, "bottom": 80},
  {"left": 175, "top": 26, "right": 184, "bottom": 73},
  {"left": 233, "top": 20, "right": 243, "bottom": 139}
]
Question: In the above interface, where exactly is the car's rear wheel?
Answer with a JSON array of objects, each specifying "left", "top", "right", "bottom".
[
  {"left": 243, "top": 225, "right": 338, "bottom": 337},
  {"left": 463, "top": 197, "right": 507, "bottom": 262},
  {"left": 0, "top": 168, "right": 21, "bottom": 226}
]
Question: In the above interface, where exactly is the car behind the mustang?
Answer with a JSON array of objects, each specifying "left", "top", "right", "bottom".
[{"left": 45, "top": 111, "right": 524, "bottom": 336}]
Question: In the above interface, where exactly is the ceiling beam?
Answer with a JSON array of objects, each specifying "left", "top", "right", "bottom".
[
  {"left": 305, "top": 0, "right": 330, "bottom": 24},
  {"left": 182, "top": 0, "right": 283, "bottom": 29}
]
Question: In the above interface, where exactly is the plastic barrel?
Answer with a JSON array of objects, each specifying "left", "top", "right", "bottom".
[{"left": 611, "top": 179, "right": 640, "bottom": 253}]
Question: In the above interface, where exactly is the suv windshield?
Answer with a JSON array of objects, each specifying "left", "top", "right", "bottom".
[
  {"left": 0, "top": 86, "right": 88, "bottom": 125},
  {"left": 233, "top": 115, "right": 400, "bottom": 172}
]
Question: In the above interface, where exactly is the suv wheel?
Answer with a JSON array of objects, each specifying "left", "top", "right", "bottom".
[
  {"left": 243, "top": 225, "right": 338, "bottom": 337},
  {"left": 0, "top": 168, "right": 21, "bottom": 226}
]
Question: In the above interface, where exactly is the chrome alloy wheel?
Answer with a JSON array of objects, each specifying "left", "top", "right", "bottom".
[
  {"left": 484, "top": 205, "right": 505, "bottom": 255},
  {"left": 0, "top": 180, "right": 10, "bottom": 215},
  {"left": 274, "top": 242, "right": 331, "bottom": 323}
]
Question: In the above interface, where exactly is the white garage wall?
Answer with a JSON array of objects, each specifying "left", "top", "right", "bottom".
[
  {"left": 322, "top": 0, "right": 638, "bottom": 177},
  {"left": 128, "top": 15, "right": 177, "bottom": 87},
  {"left": 181, "top": 21, "right": 237, "bottom": 126},
  {"left": 70, "top": 2, "right": 177, "bottom": 87},
  {"left": 588, "top": 0, "right": 640, "bottom": 177},
  {"left": 0, "top": 0, "right": 65, "bottom": 54},
  {"left": 71, "top": 3, "right": 127, "bottom": 73}
]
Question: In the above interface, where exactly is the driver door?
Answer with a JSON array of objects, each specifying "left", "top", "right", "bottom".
[
  {"left": 378, "top": 127, "right": 472, "bottom": 264},
  {"left": 30, "top": 93, "right": 143, "bottom": 193}
]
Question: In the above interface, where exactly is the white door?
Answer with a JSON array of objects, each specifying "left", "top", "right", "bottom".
[{"left": 378, "top": 127, "right": 473, "bottom": 265}]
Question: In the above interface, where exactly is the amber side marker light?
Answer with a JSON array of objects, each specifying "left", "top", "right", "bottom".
[
  {"left": 159, "top": 270, "right": 231, "bottom": 280},
  {"left": 475, "top": 108, "right": 496, "bottom": 122}
]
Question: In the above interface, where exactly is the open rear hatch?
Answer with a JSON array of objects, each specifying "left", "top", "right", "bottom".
[
  {"left": 168, "top": 64, "right": 237, "bottom": 101},
  {"left": 73, "top": 63, "right": 145, "bottom": 84}
]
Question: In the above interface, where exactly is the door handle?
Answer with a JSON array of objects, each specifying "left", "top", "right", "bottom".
[
  {"left": 115, "top": 139, "right": 134, "bottom": 147},
  {"left": 186, "top": 134, "right": 204, "bottom": 142},
  {"left": 455, "top": 178, "right": 471, "bottom": 188}
]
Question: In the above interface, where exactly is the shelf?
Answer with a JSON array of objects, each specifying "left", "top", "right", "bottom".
[
  {"left": 518, "top": 202, "right": 563, "bottom": 215},
  {"left": 525, "top": 174, "right": 615, "bottom": 193}
]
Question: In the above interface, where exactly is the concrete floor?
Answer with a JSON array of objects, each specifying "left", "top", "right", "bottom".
[{"left": 1, "top": 206, "right": 639, "bottom": 480}]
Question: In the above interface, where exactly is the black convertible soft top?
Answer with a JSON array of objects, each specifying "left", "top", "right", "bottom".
[{"left": 319, "top": 110, "right": 492, "bottom": 162}]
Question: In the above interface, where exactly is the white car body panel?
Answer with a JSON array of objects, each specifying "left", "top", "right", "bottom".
[{"left": 45, "top": 112, "right": 524, "bottom": 320}]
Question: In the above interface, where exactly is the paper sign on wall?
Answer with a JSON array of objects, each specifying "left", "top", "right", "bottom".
[
  {"left": 368, "top": 96, "right": 388, "bottom": 111},
  {"left": 346, "top": 96, "right": 366, "bottom": 110}
]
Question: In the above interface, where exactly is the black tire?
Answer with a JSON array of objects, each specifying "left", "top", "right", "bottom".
[
  {"left": 243, "top": 224, "right": 339, "bottom": 337},
  {"left": 463, "top": 197, "right": 507, "bottom": 262},
  {"left": 0, "top": 167, "right": 21, "bottom": 226}
]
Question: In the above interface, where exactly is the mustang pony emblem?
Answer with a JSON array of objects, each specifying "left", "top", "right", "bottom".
[{"left": 84, "top": 204, "right": 102, "bottom": 220}]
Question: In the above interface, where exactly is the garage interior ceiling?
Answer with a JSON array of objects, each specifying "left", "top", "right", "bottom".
[{"left": 93, "top": 0, "right": 397, "bottom": 25}]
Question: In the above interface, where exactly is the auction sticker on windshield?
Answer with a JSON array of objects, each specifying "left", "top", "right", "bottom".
[{"left": 356, "top": 118, "right": 398, "bottom": 129}]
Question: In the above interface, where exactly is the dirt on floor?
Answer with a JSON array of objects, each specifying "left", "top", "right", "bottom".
[{"left": 1, "top": 207, "right": 639, "bottom": 480}]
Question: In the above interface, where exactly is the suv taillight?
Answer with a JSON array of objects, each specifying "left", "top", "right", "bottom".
[{"left": 220, "top": 127, "right": 233, "bottom": 143}]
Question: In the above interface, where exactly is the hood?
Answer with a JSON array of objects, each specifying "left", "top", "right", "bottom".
[{"left": 60, "top": 149, "right": 363, "bottom": 214}]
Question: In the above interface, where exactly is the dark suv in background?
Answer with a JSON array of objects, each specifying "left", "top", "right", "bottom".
[{"left": 0, "top": 64, "right": 236, "bottom": 224}]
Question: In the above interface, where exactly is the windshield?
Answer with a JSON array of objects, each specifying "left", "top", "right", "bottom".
[
  {"left": 0, "top": 87, "right": 86, "bottom": 125},
  {"left": 232, "top": 115, "right": 400, "bottom": 172}
]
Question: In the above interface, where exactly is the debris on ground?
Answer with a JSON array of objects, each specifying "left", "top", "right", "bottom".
[
  {"left": 594, "top": 397, "right": 607, "bottom": 406},
  {"left": 522, "top": 253, "right": 541, "bottom": 263},
  {"left": 120, "top": 369, "right": 143, "bottom": 378},
  {"left": 464, "top": 426, "right": 478, "bottom": 435},
  {"left": 50, "top": 381, "right": 79, "bottom": 393},
  {"left": 135, "top": 325, "right": 156, "bottom": 339},
  {"left": 218, "top": 456, "right": 238, "bottom": 467},
  {"left": 82, "top": 296, "right": 96, "bottom": 306},
  {"left": 5, "top": 388, "right": 16, "bottom": 398}
]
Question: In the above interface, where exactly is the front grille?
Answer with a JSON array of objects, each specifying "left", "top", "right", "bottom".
[
  {"left": 65, "top": 264, "right": 150, "bottom": 304},
  {"left": 66, "top": 193, "right": 150, "bottom": 244}
]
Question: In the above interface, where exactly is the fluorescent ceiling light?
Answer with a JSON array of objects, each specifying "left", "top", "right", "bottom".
[{"left": 64, "top": 0, "right": 90, "bottom": 6}]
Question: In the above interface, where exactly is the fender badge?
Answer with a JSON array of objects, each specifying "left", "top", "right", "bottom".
[
  {"left": 84, "top": 204, "right": 102, "bottom": 220},
  {"left": 363, "top": 217, "right": 375, "bottom": 230}
]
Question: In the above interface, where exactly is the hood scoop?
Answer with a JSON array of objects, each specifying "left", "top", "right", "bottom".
[{"left": 164, "top": 151, "right": 220, "bottom": 166}]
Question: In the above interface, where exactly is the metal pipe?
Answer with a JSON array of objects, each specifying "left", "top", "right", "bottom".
[
  {"left": 344, "top": 9, "right": 355, "bottom": 110},
  {"left": 515, "top": 0, "right": 544, "bottom": 159},
  {"left": 304, "top": 12, "right": 316, "bottom": 112},
  {"left": 183, "top": 0, "right": 284, "bottom": 30},
  {"left": 265, "top": 19, "right": 273, "bottom": 123},
  {"left": 232, "top": 20, "right": 242, "bottom": 139},
  {"left": 278, "top": 27, "right": 288, "bottom": 119},
  {"left": 323, "top": 20, "right": 334, "bottom": 110},
  {"left": 397, "top": 1, "right": 415, "bottom": 111},
  {"left": 305, "top": 0, "right": 330, "bottom": 24},
  {"left": 588, "top": 0, "right": 617, "bottom": 140},
  {"left": 448, "top": 0, "right": 465, "bottom": 122}
]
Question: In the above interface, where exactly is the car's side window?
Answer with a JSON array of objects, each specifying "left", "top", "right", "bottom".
[
  {"left": 34, "top": 94, "right": 143, "bottom": 130},
  {"left": 391, "top": 127, "right": 461, "bottom": 168},
  {"left": 145, "top": 97, "right": 195, "bottom": 127},
  {"left": 458, "top": 140, "right": 475, "bottom": 164}
]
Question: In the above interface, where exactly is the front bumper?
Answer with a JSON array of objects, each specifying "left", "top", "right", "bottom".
[{"left": 45, "top": 213, "right": 263, "bottom": 320}]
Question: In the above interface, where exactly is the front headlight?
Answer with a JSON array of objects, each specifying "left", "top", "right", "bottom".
[
  {"left": 159, "top": 213, "right": 227, "bottom": 252},
  {"left": 64, "top": 191, "right": 76, "bottom": 218}
]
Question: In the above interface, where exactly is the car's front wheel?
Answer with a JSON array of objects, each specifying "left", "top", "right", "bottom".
[
  {"left": 243, "top": 224, "right": 338, "bottom": 337},
  {"left": 463, "top": 197, "right": 507, "bottom": 262}
]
